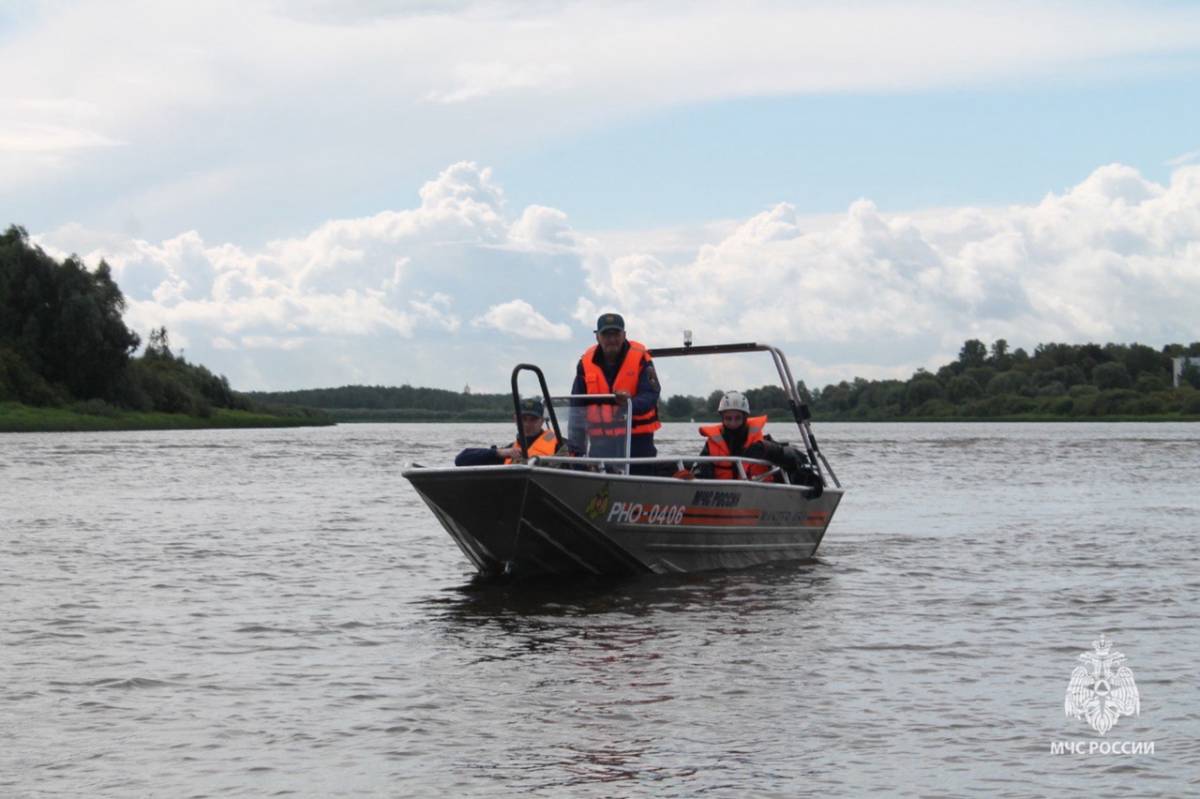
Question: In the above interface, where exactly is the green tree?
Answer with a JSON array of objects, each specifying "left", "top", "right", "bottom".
[
  {"left": 958, "top": 339, "right": 988, "bottom": 369},
  {"left": 745, "top": 384, "right": 788, "bottom": 412},
  {"left": 989, "top": 339, "right": 1012, "bottom": 370},
  {"left": 795, "top": 380, "right": 813, "bottom": 405},
  {"left": 665, "top": 394, "right": 694, "bottom": 418},
  {"left": 987, "top": 371, "right": 1030, "bottom": 396},
  {"left": 905, "top": 377, "right": 943, "bottom": 409},
  {"left": 145, "top": 326, "right": 174, "bottom": 360},
  {"left": 964, "top": 366, "right": 997, "bottom": 390},
  {"left": 819, "top": 382, "right": 852, "bottom": 413},
  {"left": 1092, "top": 362, "right": 1132, "bottom": 390},
  {"left": 0, "top": 226, "right": 140, "bottom": 400},
  {"left": 1122, "top": 343, "right": 1166, "bottom": 380},
  {"left": 1182, "top": 363, "right": 1200, "bottom": 390},
  {"left": 1134, "top": 373, "right": 1167, "bottom": 393},
  {"left": 946, "top": 375, "right": 982, "bottom": 403}
]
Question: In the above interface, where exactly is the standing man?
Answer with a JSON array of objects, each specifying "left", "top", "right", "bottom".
[{"left": 568, "top": 312, "right": 661, "bottom": 470}]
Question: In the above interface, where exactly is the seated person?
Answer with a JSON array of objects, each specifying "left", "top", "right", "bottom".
[
  {"left": 688, "top": 390, "right": 792, "bottom": 481},
  {"left": 455, "top": 399, "right": 560, "bottom": 466}
]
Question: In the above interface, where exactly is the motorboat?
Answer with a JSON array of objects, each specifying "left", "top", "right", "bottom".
[{"left": 402, "top": 341, "right": 844, "bottom": 578}]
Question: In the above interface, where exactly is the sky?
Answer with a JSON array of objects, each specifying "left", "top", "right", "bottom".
[{"left": 2, "top": 0, "right": 1199, "bottom": 396}]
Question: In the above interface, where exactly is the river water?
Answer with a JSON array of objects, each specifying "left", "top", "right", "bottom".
[{"left": 2, "top": 421, "right": 1197, "bottom": 797}]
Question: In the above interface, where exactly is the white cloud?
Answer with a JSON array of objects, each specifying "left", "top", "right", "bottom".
[
  {"left": 4, "top": 0, "right": 1200, "bottom": 230},
  {"left": 31, "top": 160, "right": 1200, "bottom": 393},
  {"left": 509, "top": 205, "right": 575, "bottom": 250},
  {"left": 1166, "top": 149, "right": 1200, "bottom": 167},
  {"left": 0, "top": 123, "right": 122, "bottom": 153},
  {"left": 425, "top": 60, "right": 572, "bottom": 104},
  {"left": 578, "top": 162, "right": 1200, "bottom": 385},
  {"left": 473, "top": 299, "right": 572, "bottom": 340},
  {"left": 409, "top": 292, "right": 461, "bottom": 332}
]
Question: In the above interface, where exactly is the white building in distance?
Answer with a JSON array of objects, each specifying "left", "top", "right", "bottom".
[{"left": 1172, "top": 356, "right": 1200, "bottom": 388}]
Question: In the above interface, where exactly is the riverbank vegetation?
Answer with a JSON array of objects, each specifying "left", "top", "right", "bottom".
[
  {"left": 799, "top": 338, "right": 1200, "bottom": 421},
  {"left": 0, "top": 226, "right": 331, "bottom": 432},
  {"left": 251, "top": 337, "right": 1200, "bottom": 423}
]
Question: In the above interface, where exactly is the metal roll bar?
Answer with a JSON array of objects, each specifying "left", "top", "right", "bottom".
[
  {"left": 514, "top": 341, "right": 840, "bottom": 488},
  {"left": 510, "top": 364, "right": 633, "bottom": 474},
  {"left": 649, "top": 341, "right": 840, "bottom": 488}
]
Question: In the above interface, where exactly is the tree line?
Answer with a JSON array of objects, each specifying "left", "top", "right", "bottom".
[
  {"left": 251, "top": 337, "right": 1200, "bottom": 422},
  {"left": 0, "top": 226, "right": 320, "bottom": 421},
  {"left": 801, "top": 338, "right": 1200, "bottom": 420}
]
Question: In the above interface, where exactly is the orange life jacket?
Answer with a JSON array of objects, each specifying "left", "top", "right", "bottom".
[
  {"left": 504, "top": 429, "right": 559, "bottom": 464},
  {"left": 698, "top": 415, "right": 774, "bottom": 481},
  {"left": 580, "top": 340, "right": 661, "bottom": 437}
]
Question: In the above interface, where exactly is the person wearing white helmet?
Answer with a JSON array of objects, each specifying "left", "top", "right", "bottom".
[{"left": 693, "top": 390, "right": 782, "bottom": 481}]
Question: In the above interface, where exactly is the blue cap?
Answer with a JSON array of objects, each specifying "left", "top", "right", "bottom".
[{"left": 595, "top": 313, "right": 625, "bottom": 333}]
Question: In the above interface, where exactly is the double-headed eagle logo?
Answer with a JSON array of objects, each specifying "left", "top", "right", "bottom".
[
  {"left": 1064, "top": 634, "right": 1140, "bottom": 736},
  {"left": 583, "top": 484, "right": 611, "bottom": 521}
]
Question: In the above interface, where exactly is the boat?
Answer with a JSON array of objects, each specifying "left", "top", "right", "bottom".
[{"left": 402, "top": 340, "right": 844, "bottom": 578}]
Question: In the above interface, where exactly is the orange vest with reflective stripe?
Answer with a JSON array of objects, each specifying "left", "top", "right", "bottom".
[
  {"left": 504, "top": 429, "right": 558, "bottom": 464},
  {"left": 698, "top": 415, "right": 774, "bottom": 481},
  {"left": 580, "top": 340, "right": 661, "bottom": 437}
]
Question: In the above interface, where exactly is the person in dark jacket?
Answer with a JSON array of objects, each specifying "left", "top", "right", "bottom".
[
  {"left": 567, "top": 312, "right": 661, "bottom": 473},
  {"left": 455, "top": 398, "right": 559, "bottom": 466}
]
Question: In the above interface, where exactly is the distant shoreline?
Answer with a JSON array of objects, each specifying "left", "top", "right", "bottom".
[
  {"left": 325, "top": 407, "right": 1200, "bottom": 424},
  {"left": 4, "top": 402, "right": 1196, "bottom": 433},
  {"left": 0, "top": 402, "right": 334, "bottom": 433}
]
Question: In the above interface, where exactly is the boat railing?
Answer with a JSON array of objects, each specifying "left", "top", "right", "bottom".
[
  {"left": 512, "top": 341, "right": 841, "bottom": 490},
  {"left": 529, "top": 454, "right": 792, "bottom": 484},
  {"left": 649, "top": 340, "right": 840, "bottom": 489}
]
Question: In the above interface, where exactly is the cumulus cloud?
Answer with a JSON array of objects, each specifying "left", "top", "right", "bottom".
[
  {"left": 578, "top": 162, "right": 1200, "bottom": 385},
  {"left": 473, "top": 300, "right": 572, "bottom": 340},
  {"left": 509, "top": 205, "right": 576, "bottom": 250},
  {"left": 34, "top": 161, "right": 591, "bottom": 389},
  {"left": 33, "top": 161, "right": 1200, "bottom": 393}
]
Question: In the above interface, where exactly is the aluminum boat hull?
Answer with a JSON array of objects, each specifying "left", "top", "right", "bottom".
[{"left": 403, "top": 465, "right": 843, "bottom": 577}]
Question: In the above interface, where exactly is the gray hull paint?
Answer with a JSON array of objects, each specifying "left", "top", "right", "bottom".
[{"left": 403, "top": 465, "right": 843, "bottom": 577}]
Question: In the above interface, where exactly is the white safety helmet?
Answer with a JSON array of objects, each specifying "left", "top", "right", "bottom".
[{"left": 718, "top": 391, "right": 750, "bottom": 415}]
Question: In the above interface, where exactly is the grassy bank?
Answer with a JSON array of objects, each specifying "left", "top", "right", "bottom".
[{"left": 0, "top": 402, "right": 334, "bottom": 433}]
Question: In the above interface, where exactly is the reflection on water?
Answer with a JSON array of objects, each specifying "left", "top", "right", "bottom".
[{"left": 2, "top": 422, "right": 1198, "bottom": 797}]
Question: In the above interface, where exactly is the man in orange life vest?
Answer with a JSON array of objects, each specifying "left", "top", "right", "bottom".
[
  {"left": 454, "top": 398, "right": 559, "bottom": 466},
  {"left": 694, "top": 390, "right": 785, "bottom": 481},
  {"left": 567, "top": 312, "right": 662, "bottom": 472}
]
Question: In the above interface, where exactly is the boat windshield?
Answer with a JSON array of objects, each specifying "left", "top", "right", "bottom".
[{"left": 545, "top": 394, "right": 631, "bottom": 461}]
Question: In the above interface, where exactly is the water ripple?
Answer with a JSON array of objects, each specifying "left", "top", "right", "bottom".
[{"left": 2, "top": 422, "right": 1197, "bottom": 797}]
